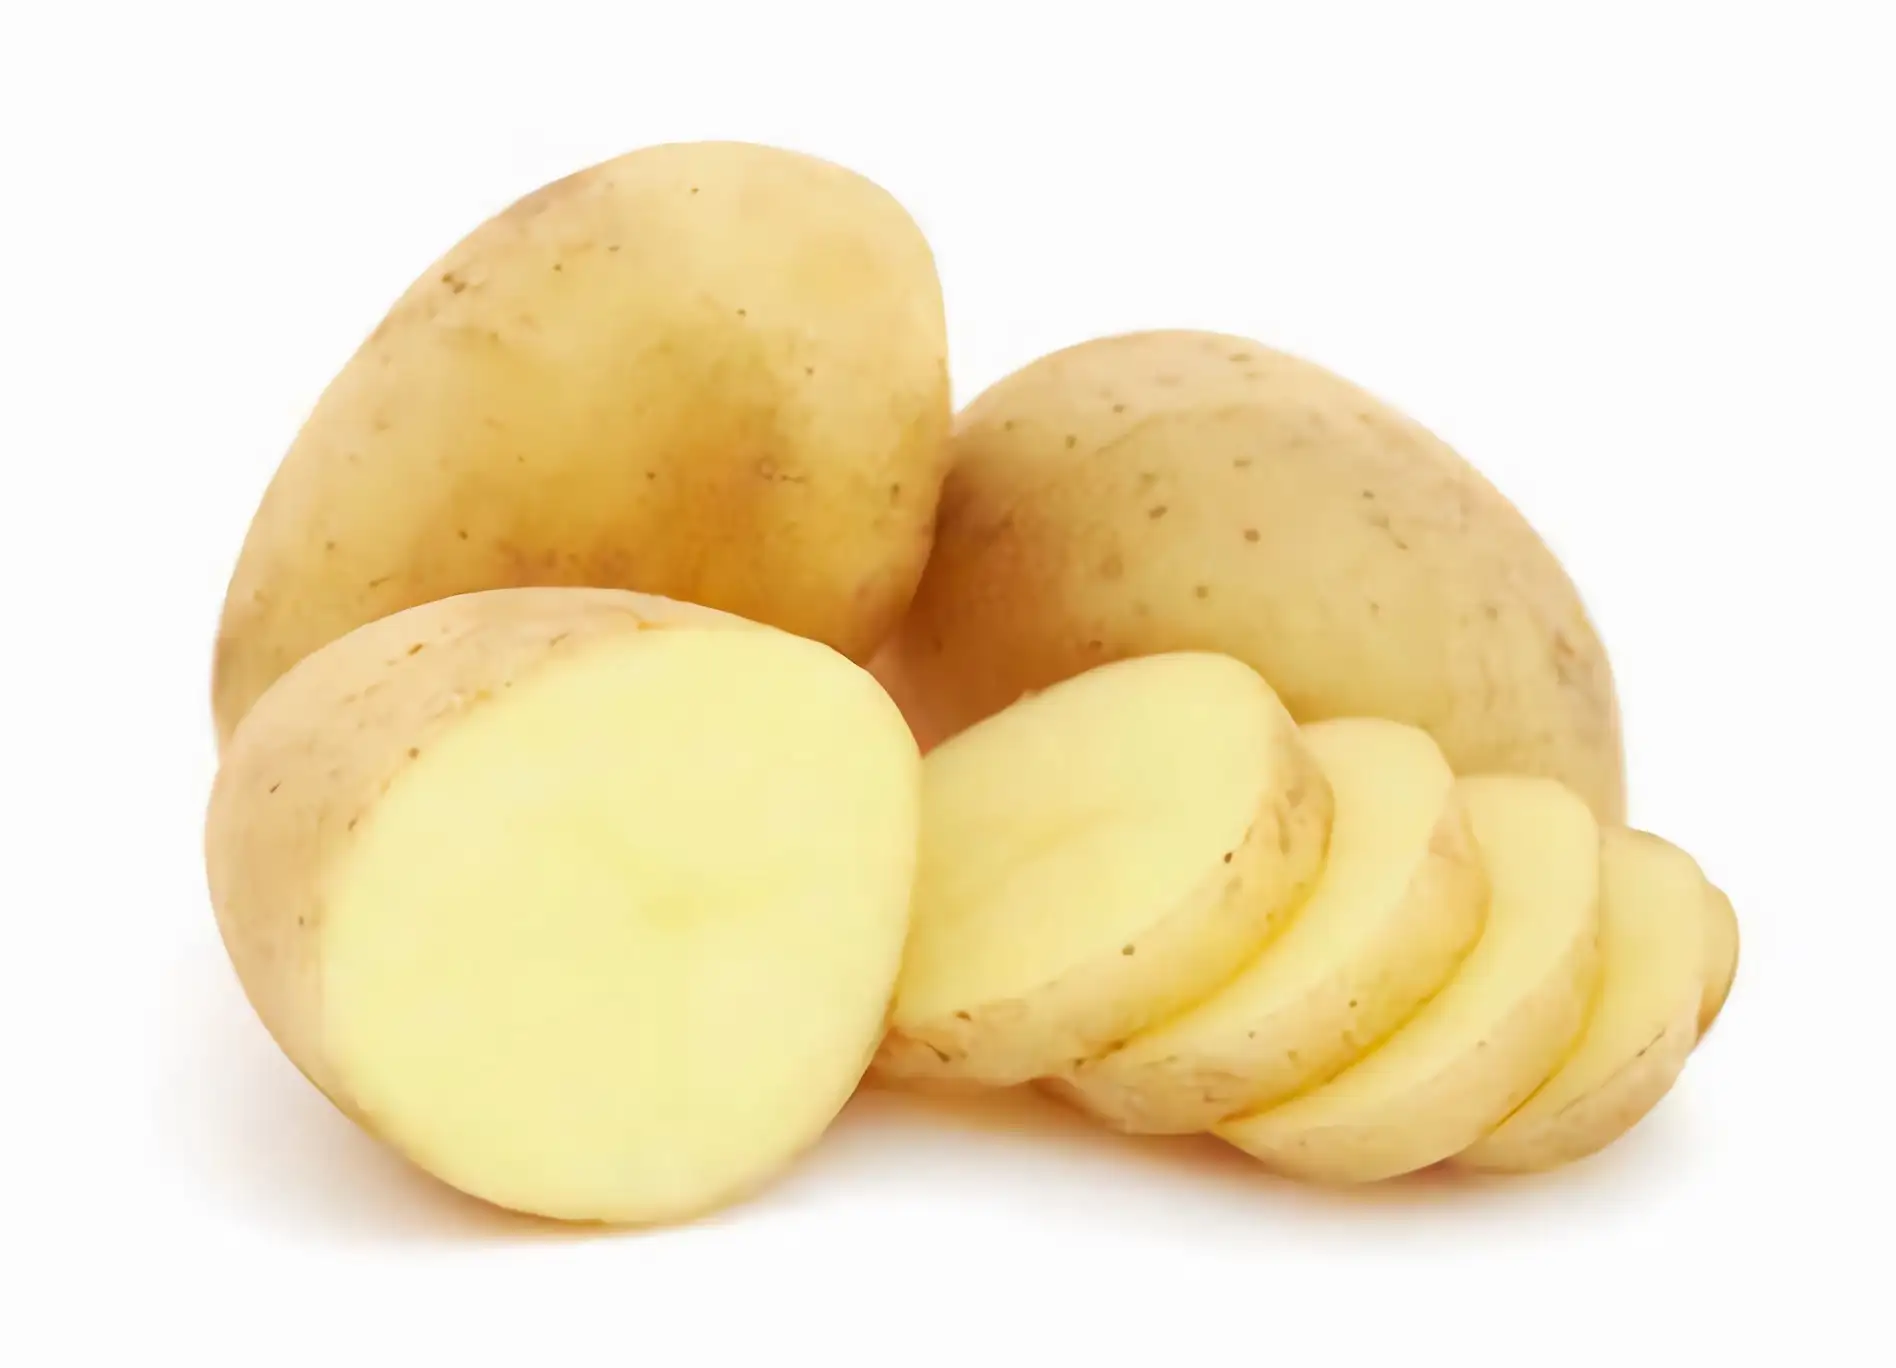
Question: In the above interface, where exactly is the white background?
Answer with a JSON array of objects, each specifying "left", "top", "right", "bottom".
[{"left": 5, "top": 2, "right": 1891, "bottom": 1362}]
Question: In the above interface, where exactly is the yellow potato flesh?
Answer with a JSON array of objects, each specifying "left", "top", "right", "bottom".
[
  {"left": 1056, "top": 718, "right": 1487, "bottom": 1133},
  {"left": 1216, "top": 775, "right": 1599, "bottom": 1182},
  {"left": 216, "top": 606, "right": 919, "bottom": 1224},
  {"left": 880, "top": 652, "right": 1333, "bottom": 1087},
  {"left": 1456, "top": 828, "right": 1704, "bottom": 1172}
]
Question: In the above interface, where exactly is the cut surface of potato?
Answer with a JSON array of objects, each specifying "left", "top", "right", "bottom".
[
  {"left": 1055, "top": 718, "right": 1487, "bottom": 1133},
  {"left": 1456, "top": 828, "right": 1704, "bottom": 1172},
  {"left": 1216, "top": 775, "right": 1600, "bottom": 1182},
  {"left": 207, "top": 589, "right": 919, "bottom": 1224},
  {"left": 878, "top": 652, "right": 1333, "bottom": 1087},
  {"left": 1699, "top": 883, "right": 1739, "bottom": 1035}
]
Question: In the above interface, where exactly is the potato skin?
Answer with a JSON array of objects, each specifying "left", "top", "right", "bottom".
[
  {"left": 204, "top": 587, "right": 745, "bottom": 1119},
  {"left": 886, "top": 330, "right": 1625, "bottom": 820},
  {"left": 214, "top": 141, "right": 950, "bottom": 747}
]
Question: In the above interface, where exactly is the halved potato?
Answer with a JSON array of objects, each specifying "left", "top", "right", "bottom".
[
  {"left": 1215, "top": 775, "right": 1599, "bottom": 1183},
  {"left": 1699, "top": 883, "right": 1740, "bottom": 1035},
  {"left": 1456, "top": 828, "right": 1704, "bottom": 1173},
  {"left": 1052, "top": 718, "right": 1487, "bottom": 1133},
  {"left": 876, "top": 652, "right": 1333, "bottom": 1087},
  {"left": 207, "top": 587, "right": 920, "bottom": 1224}
]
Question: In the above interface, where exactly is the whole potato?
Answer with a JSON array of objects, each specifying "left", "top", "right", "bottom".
[
  {"left": 883, "top": 331, "right": 1625, "bottom": 821},
  {"left": 213, "top": 141, "right": 950, "bottom": 746}
]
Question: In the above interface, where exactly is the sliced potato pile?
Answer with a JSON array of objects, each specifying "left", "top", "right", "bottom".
[{"left": 901, "top": 661, "right": 1737, "bottom": 1182}]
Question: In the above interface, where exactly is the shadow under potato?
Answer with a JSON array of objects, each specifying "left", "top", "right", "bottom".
[{"left": 155, "top": 954, "right": 1694, "bottom": 1243}]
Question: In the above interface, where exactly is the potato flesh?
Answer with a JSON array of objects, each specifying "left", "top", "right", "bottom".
[
  {"left": 1057, "top": 719, "right": 1487, "bottom": 1133},
  {"left": 1216, "top": 775, "right": 1600, "bottom": 1182},
  {"left": 1456, "top": 829, "right": 1703, "bottom": 1172},
  {"left": 286, "top": 622, "right": 917, "bottom": 1223},
  {"left": 1699, "top": 883, "right": 1740, "bottom": 1034},
  {"left": 881, "top": 652, "right": 1333, "bottom": 1086}
]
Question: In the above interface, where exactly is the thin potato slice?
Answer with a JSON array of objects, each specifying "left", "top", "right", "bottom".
[
  {"left": 207, "top": 588, "right": 919, "bottom": 1224},
  {"left": 1456, "top": 828, "right": 1704, "bottom": 1173},
  {"left": 877, "top": 653, "right": 1333, "bottom": 1087},
  {"left": 1216, "top": 776, "right": 1599, "bottom": 1183},
  {"left": 1053, "top": 719, "right": 1487, "bottom": 1133},
  {"left": 1699, "top": 883, "right": 1740, "bottom": 1035}
]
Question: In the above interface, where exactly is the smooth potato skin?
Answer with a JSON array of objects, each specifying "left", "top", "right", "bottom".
[
  {"left": 886, "top": 331, "right": 1624, "bottom": 819},
  {"left": 205, "top": 588, "right": 745, "bottom": 1118},
  {"left": 214, "top": 141, "right": 950, "bottom": 746}
]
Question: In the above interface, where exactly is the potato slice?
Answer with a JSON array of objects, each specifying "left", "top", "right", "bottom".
[
  {"left": 1456, "top": 828, "right": 1706, "bottom": 1172},
  {"left": 876, "top": 653, "right": 1333, "bottom": 1087},
  {"left": 1052, "top": 719, "right": 1487, "bottom": 1133},
  {"left": 1699, "top": 883, "right": 1740, "bottom": 1035},
  {"left": 207, "top": 588, "right": 920, "bottom": 1224},
  {"left": 1216, "top": 776, "right": 1599, "bottom": 1182}
]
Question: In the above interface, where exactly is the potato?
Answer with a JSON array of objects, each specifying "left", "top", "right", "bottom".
[
  {"left": 1216, "top": 775, "right": 1600, "bottom": 1182},
  {"left": 1456, "top": 828, "right": 1704, "bottom": 1173},
  {"left": 875, "top": 652, "right": 1333, "bottom": 1088},
  {"left": 213, "top": 140, "right": 950, "bottom": 747},
  {"left": 1051, "top": 718, "right": 1488, "bottom": 1133},
  {"left": 883, "top": 330, "right": 1625, "bottom": 820},
  {"left": 205, "top": 587, "right": 920, "bottom": 1224},
  {"left": 1699, "top": 882, "right": 1739, "bottom": 1035}
]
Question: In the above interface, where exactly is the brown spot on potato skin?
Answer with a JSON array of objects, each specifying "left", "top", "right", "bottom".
[
  {"left": 1242, "top": 528, "right": 1259, "bottom": 543},
  {"left": 1099, "top": 553, "right": 1125, "bottom": 581}
]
